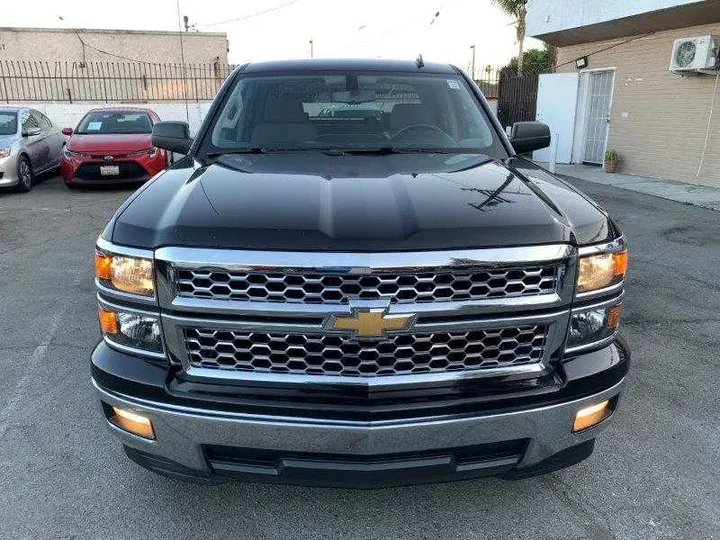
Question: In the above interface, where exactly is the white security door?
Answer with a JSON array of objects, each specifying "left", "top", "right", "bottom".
[
  {"left": 582, "top": 70, "right": 615, "bottom": 164},
  {"left": 533, "top": 73, "right": 580, "bottom": 164}
]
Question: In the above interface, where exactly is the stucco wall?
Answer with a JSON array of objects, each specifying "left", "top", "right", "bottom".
[
  {"left": 0, "top": 27, "right": 227, "bottom": 65},
  {"left": 528, "top": 0, "right": 705, "bottom": 36},
  {"left": 556, "top": 23, "right": 720, "bottom": 185}
]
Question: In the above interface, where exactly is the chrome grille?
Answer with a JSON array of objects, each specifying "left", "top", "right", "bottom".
[
  {"left": 184, "top": 325, "right": 548, "bottom": 377},
  {"left": 175, "top": 266, "right": 559, "bottom": 304}
]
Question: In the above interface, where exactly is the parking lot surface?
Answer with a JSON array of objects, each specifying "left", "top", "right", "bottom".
[{"left": 0, "top": 174, "right": 718, "bottom": 540}]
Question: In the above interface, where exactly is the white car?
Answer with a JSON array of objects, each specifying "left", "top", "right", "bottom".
[{"left": 0, "top": 106, "right": 65, "bottom": 193}]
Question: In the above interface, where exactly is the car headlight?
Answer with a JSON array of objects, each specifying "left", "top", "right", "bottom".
[
  {"left": 566, "top": 301, "right": 622, "bottom": 351},
  {"left": 99, "top": 306, "right": 163, "bottom": 353},
  {"left": 95, "top": 251, "right": 154, "bottom": 296},
  {"left": 63, "top": 147, "right": 92, "bottom": 159},
  {"left": 0, "top": 147, "right": 10, "bottom": 159},
  {"left": 576, "top": 250, "right": 628, "bottom": 293}
]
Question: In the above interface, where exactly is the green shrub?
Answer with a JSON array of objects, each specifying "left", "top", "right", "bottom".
[{"left": 605, "top": 149, "right": 620, "bottom": 162}]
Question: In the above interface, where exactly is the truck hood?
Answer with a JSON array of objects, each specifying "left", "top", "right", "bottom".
[
  {"left": 108, "top": 153, "right": 614, "bottom": 251},
  {"left": 68, "top": 133, "right": 152, "bottom": 153}
]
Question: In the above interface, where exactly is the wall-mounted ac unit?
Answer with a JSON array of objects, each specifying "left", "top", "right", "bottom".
[{"left": 669, "top": 35, "right": 719, "bottom": 74}]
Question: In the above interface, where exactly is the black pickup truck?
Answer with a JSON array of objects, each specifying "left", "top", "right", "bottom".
[{"left": 92, "top": 59, "right": 629, "bottom": 487}]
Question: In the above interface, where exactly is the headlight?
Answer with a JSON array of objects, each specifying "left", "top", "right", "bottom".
[
  {"left": 566, "top": 301, "right": 622, "bottom": 351},
  {"left": 63, "top": 147, "right": 92, "bottom": 158},
  {"left": 95, "top": 251, "right": 154, "bottom": 296},
  {"left": 99, "top": 306, "right": 163, "bottom": 353},
  {"left": 127, "top": 147, "right": 158, "bottom": 158},
  {"left": 577, "top": 250, "right": 628, "bottom": 293},
  {"left": 0, "top": 148, "right": 10, "bottom": 159}
]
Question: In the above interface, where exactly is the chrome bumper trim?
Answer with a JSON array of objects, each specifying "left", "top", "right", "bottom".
[{"left": 94, "top": 377, "right": 625, "bottom": 471}]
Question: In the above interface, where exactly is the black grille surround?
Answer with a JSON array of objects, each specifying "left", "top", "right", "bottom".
[
  {"left": 175, "top": 265, "right": 560, "bottom": 304},
  {"left": 184, "top": 325, "right": 548, "bottom": 377},
  {"left": 74, "top": 161, "right": 149, "bottom": 181}
]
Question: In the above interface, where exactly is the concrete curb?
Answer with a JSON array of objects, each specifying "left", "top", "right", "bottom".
[{"left": 549, "top": 164, "right": 720, "bottom": 212}]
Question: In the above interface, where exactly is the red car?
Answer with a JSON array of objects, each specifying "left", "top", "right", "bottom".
[{"left": 60, "top": 108, "right": 170, "bottom": 188}]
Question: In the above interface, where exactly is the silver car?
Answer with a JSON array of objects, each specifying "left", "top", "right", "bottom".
[{"left": 0, "top": 106, "right": 65, "bottom": 193}]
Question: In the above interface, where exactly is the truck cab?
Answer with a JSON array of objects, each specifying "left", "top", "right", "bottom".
[{"left": 92, "top": 59, "right": 629, "bottom": 487}]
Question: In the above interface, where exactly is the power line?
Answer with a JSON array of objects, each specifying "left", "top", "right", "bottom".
[
  {"left": 200, "top": 0, "right": 302, "bottom": 28},
  {"left": 555, "top": 32, "right": 655, "bottom": 69}
]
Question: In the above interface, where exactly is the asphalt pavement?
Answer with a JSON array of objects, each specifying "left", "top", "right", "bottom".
[{"left": 0, "top": 174, "right": 718, "bottom": 540}]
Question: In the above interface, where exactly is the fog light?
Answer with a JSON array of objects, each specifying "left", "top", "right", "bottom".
[
  {"left": 573, "top": 400, "right": 610, "bottom": 432},
  {"left": 110, "top": 406, "right": 155, "bottom": 439}
]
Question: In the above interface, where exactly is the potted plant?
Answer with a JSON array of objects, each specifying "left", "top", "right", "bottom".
[{"left": 604, "top": 149, "right": 620, "bottom": 173}]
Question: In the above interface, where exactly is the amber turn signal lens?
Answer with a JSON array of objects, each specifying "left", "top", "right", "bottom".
[
  {"left": 573, "top": 400, "right": 610, "bottom": 432},
  {"left": 110, "top": 406, "right": 155, "bottom": 439},
  {"left": 613, "top": 250, "right": 628, "bottom": 277},
  {"left": 606, "top": 305, "right": 622, "bottom": 329},
  {"left": 95, "top": 253, "right": 112, "bottom": 280},
  {"left": 98, "top": 307, "right": 119, "bottom": 334}
]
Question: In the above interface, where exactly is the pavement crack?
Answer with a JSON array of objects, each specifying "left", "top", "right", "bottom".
[{"left": 542, "top": 475, "right": 617, "bottom": 540}]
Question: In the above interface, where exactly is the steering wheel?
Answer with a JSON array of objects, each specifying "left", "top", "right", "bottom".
[{"left": 393, "top": 124, "right": 448, "bottom": 139}]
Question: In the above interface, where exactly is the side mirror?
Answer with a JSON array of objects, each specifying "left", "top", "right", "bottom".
[
  {"left": 23, "top": 126, "right": 41, "bottom": 137},
  {"left": 152, "top": 121, "right": 192, "bottom": 155},
  {"left": 62, "top": 127, "right": 73, "bottom": 136},
  {"left": 509, "top": 121, "right": 551, "bottom": 154}
]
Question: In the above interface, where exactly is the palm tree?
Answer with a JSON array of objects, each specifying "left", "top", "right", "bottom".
[{"left": 493, "top": 0, "right": 527, "bottom": 76}]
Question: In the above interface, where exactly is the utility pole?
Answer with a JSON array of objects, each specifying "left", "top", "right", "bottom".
[
  {"left": 470, "top": 44, "right": 476, "bottom": 80},
  {"left": 309, "top": 38, "right": 314, "bottom": 58}
]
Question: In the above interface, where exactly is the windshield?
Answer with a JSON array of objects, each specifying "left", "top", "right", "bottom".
[
  {"left": 0, "top": 112, "right": 18, "bottom": 136},
  {"left": 208, "top": 72, "right": 501, "bottom": 154},
  {"left": 76, "top": 111, "right": 152, "bottom": 135}
]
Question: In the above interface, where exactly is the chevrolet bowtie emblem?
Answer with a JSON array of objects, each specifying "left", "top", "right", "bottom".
[{"left": 325, "top": 307, "right": 417, "bottom": 339}]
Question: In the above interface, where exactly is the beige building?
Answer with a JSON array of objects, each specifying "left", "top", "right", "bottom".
[
  {"left": 527, "top": 0, "right": 720, "bottom": 186},
  {"left": 0, "top": 27, "right": 228, "bottom": 65},
  {"left": 0, "top": 27, "right": 229, "bottom": 103}
]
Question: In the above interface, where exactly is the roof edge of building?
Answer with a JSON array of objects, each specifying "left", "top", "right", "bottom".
[{"left": 0, "top": 26, "right": 227, "bottom": 38}]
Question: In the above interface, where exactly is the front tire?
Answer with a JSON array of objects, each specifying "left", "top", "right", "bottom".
[{"left": 15, "top": 156, "right": 34, "bottom": 193}]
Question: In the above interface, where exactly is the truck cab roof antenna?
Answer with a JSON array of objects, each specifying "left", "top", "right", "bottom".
[{"left": 416, "top": 54, "right": 424, "bottom": 68}]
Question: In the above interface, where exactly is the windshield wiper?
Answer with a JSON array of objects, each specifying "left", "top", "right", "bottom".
[{"left": 340, "top": 146, "right": 460, "bottom": 155}]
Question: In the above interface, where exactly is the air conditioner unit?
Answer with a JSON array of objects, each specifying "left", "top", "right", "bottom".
[{"left": 669, "top": 35, "right": 719, "bottom": 74}]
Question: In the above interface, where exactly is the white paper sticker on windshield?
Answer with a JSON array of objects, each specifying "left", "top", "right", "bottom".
[
  {"left": 447, "top": 79, "right": 460, "bottom": 89},
  {"left": 87, "top": 121, "right": 102, "bottom": 130}
]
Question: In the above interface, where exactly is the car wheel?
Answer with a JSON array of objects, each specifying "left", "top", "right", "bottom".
[{"left": 16, "top": 156, "right": 34, "bottom": 193}]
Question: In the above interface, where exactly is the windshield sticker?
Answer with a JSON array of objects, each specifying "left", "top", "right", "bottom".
[
  {"left": 86, "top": 121, "right": 102, "bottom": 131},
  {"left": 447, "top": 79, "right": 460, "bottom": 89}
]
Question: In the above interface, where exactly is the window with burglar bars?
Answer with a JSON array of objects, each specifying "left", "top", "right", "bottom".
[{"left": 0, "top": 60, "right": 236, "bottom": 103}]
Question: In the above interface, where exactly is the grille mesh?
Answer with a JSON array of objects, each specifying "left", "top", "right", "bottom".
[
  {"left": 185, "top": 325, "right": 547, "bottom": 377},
  {"left": 175, "top": 266, "right": 559, "bottom": 304}
]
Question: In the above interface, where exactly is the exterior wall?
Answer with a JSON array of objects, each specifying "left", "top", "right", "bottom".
[
  {"left": 527, "top": 0, "right": 704, "bottom": 37},
  {"left": 7, "top": 101, "right": 213, "bottom": 135},
  {"left": 556, "top": 22, "right": 720, "bottom": 185},
  {"left": 0, "top": 27, "right": 227, "bottom": 65}
]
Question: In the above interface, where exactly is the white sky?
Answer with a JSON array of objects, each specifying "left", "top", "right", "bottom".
[{"left": 4, "top": 0, "right": 542, "bottom": 72}]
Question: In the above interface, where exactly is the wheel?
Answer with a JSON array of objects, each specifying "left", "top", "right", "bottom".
[{"left": 15, "top": 156, "right": 34, "bottom": 193}]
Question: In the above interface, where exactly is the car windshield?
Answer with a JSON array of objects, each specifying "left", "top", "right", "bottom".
[
  {"left": 76, "top": 111, "right": 152, "bottom": 135},
  {"left": 0, "top": 112, "right": 18, "bottom": 136},
  {"left": 209, "top": 72, "right": 501, "bottom": 154}
]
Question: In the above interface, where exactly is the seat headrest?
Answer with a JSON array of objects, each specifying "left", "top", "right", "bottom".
[
  {"left": 265, "top": 95, "right": 307, "bottom": 123},
  {"left": 390, "top": 103, "right": 431, "bottom": 129}
]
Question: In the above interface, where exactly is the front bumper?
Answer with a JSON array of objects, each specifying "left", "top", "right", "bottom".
[
  {"left": 0, "top": 154, "right": 20, "bottom": 187},
  {"left": 92, "top": 339, "right": 629, "bottom": 488},
  {"left": 61, "top": 154, "right": 165, "bottom": 185}
]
